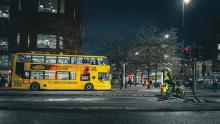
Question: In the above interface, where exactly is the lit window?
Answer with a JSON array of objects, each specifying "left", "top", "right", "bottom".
[
  {"left": 45, "top": 71, "right": 56, "bottom": 80},
  {"left": 76, "top": 57, "right": 83, "bottom": 64},
  {"left": 37, "top": 34, "right": 56, "bottom": 49},
  {"left": 57, "top": 72, "right": 69, "bottom": 80},
  {"left": 31, "top": 71, "right": 44, "bottom": 79},
  {"left": 45, "top": 56, "right": 57, "bottom": 63},
  {"left": 17, "top": 33, "right": 21, "bottom": 47},
  {"left": 32, "top": 56, "right": 45, "bottom": 63},
  {"left": 38, "top": 0, "right": 65, "bottom": 14},
  {"left": 71, "top": 57, "right": 77, "bottom": 64},
  {"left": 0, "top": 5, "right": 9, "bottom": 18},
  {"left": 0, "top": 37, "right": 8, "bottom": 51},
  {"left": 37, "top": 34, "right": 63, "bottom": 49},
  {"left": 98, "top": 73, "right": 108, "bottom": 81},
  {"left": 57, "top": 56, "right": 70, "bottom": 64},
  {"left": 70, "top": 72, "right": 76, "bottom": 80},
  {"left": 0, "top": 55, "right": 9, "bottom": 69},
  {"left": 218, "top": 44, "right": 220, "bottom": 50}
]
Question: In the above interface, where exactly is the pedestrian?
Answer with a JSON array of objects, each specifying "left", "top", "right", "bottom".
[
  {"left": 148, "top": 80, "right": 152, "bottom": 89},
  {"left": 213, "top": 79, "right": 218, "bottom": 92},
  {"left": 0, "top": 77, "right": 7, "bottom": 87},
  {"left": 128, "top": 79, "right": 132, "bottom": 88}
]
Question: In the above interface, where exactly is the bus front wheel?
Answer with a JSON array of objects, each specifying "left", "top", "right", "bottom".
[
  {"left": 85, "top": 83, "right": 94, "bottom": 91},
  {"left": 30, "top": 83, "right": 40, "bottom": 91}
]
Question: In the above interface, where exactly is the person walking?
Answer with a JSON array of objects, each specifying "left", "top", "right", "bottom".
[
  {"left": 128, "top": 79, "right": 132, "bottom": 88},
  {"left": 0, "top": 77, "right": 7, "bottom": 87},
  {"left": 213, "top": 79, "right": 218, "bottom": 92}
]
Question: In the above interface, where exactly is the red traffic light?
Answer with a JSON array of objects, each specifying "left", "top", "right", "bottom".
[{"left": 183, "top": 47, "right": 190, "bottom": 54}]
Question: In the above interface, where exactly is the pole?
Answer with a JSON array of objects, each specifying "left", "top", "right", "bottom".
[
  {"left": 193, "top": 58, "right": 197, "bottom": 94},
  {"left": 122, "top": 62, "right": 126, "bottom": 88}
]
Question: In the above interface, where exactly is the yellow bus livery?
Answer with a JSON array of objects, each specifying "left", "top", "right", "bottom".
[{"left": 11, "top": 52, "right": 111, "bottom": 91}]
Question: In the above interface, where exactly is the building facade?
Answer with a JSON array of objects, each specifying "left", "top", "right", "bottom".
[{"left": 0, "top": 0, "right": 82, "bottom": 71}]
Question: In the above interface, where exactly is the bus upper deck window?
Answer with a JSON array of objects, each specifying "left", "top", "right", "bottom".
[
  {"left": 57, "top": 57, "right": 70, "bottom": 64},
  {"left": 76, "top": 57, "right": 83, "bottom": 64},
  {"left": 25, "top": 56, "right": 31, "bottom": 62},
  {"left": 16, "top": 55, "right": 24, "bottom": 62},
  {"left": 45, "top": 56, "right": 57, "bottom": 63},
  {"left": 71, "top": 57, "right": 77, "bottom": 64},
  {"left": 32, "top": 56, "right": 45, "bottom": 63}
]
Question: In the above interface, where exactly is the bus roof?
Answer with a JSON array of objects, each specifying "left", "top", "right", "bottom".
[{"left": 14, "top": 52, "right": 107, "bottom": 58}]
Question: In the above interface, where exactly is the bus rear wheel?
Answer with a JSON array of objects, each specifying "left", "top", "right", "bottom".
[
  {"left": 85, "top": 83, "right": 94, "bottom": 91},
  {"left": 30, "top": 83, "right": 40, "bottom": 91}
]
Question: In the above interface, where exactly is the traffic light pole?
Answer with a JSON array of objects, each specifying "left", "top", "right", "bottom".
[{"left": 193, "top": 58, "right": 197, "bottom": 94}]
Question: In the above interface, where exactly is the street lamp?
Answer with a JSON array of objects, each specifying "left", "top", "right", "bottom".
[
  {"left": 164, "top": 34, "right": 170, "bottom": 39},
  {"left": 135, "top": 52, "right": 139, "bottom": 56},
  {"left": 181, "top": 0, "right": 191, "bottom": 77}
]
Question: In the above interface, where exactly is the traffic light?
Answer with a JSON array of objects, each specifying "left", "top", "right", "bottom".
[{"left": 183, "top": 46, "right": 191, "bottom": 60}]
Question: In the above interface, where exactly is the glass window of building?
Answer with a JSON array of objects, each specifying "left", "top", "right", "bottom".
[
  {"left": 59, "top": 36, "right": 63, "bottom": 49},
  {"left": 45, "top": 71, "right": 56, "bottom": 80},
  {"left": 60, "top": 0, "right": 65, "bottom": 13},
  {"left": 17, "top": 33, "right": 21, "bottom": 47},
  {"left": 31, "top": 71, "right": 44, "bottom": 79},
  {"left": 70, "top": 72, "right": 76, "bottom": 80},
  {"left": 0, "top": 55, "right": 9, "bottom": 69},
  {"left": 32, "top": 56, "right": 45, "bottom": 63},
  {"left": 0, "top": 5, "right": 9, "bottom": 18},
  {"left": 38, "top": 0, "right": 58, "bottom": 13},
  {"left": 57, "top": 72, "right": 69, "bottom": 80},
  {"left": 57, "top": 56, "right": 70, "bottom": 64},
  {"left": 0, "top": 37, "right": 8, "bottom": 51},
  {"left": 45, "top": 56, "right": 57, "bottom": 63},
  {"left": 37, "top": 34, "right": 56, "bottom": 49}
]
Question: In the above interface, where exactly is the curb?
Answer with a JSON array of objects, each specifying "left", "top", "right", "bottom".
[{"left": 1, "top": 106, "right": 220, "bottom": 112}]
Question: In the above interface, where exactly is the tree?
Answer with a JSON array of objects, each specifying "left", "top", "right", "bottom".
[{"left": 127, "top": 22, "right": 180, "bottom": 82}]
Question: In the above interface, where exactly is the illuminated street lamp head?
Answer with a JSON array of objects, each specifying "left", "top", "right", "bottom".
[
  {"left": 135, "top": 52, "right": 139, "bottom": 56},
  {"left": 164, "top": 34, "right": 170, "bottom": 39},
  {"left": 183, "top": 0, "right": 190, "bottom": 4}
]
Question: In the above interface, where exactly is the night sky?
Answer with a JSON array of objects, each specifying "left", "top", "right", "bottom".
[{"left": 81, "top": 0, "right": 220, "bottom": 43}]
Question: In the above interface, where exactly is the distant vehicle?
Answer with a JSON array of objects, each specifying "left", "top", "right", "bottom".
[{"left": 10, "top": 52, "right": 111, "bottom": 91}]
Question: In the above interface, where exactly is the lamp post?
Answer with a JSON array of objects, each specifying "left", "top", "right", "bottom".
[
  {"left": 181, "top": 0, "right": 190, "bottom": 78},
  {"left": 135, "top": 52, "right": 139, "bottom": 86}
]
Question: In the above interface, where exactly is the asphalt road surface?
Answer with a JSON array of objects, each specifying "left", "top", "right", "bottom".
[
  {"left": 0, "top": 96, "right": 220, "bottom": 111},
  {"left": 0, "top": 110, "right": 220, "bottom": 124}
]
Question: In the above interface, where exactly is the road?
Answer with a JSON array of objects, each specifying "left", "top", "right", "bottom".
[
  {"left": 0, "top": 110, "right": 220, "bottom": 124},
  {"left": 0, "top": 95, "right": 220, "bottom": 111}
]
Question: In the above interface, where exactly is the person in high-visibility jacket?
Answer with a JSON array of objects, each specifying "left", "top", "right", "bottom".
[{"left": 163, "top": 68, "right": 173, "bottom": 94}]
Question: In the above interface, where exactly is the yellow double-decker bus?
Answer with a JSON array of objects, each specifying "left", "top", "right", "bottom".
[{"left": 10, "top": 52, "right": 111, "bottom": 91}]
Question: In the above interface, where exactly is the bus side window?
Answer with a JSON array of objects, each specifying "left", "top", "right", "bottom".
[
  {"left": 70, "top": 72, "right": 76, "bottom": 80},
  {"left": 57, "top": 72, "right": 69, "bottom": 80},
  {"left": 57, "top": 57, "right": 70, "bottom": 64},
  {"left": 45, "top": 56, "right": 57, "bottom": 63},
  {"left": 16, "top": 55, "right": 24, "bottom": 62},
  {"left": 76, "top": 57, "right": 83, "bottom": 64},
  {"left": 24, "top": 55, "right": 32, "bottom": 62},
  {"left": 71, "top": 57, "right": 77, "bottom": 64},
  {"left": 32, "top": 56, "right": 45, "bottom": 63},
  {"left": 23, "top": 71, "right": 30, "bottom": 79},
  {"left": 31, "top": 71, "right": 44, "bottom": 79}
]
